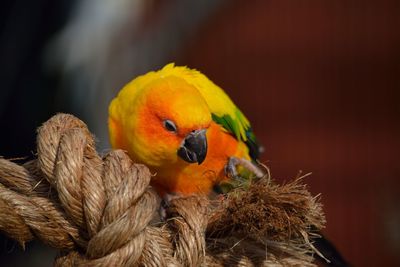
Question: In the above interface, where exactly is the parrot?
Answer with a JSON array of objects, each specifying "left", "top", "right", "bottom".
[
  {"left": 108, "top": 63, "right": 349, "bottom": 267},
  {"left": 108, "top": 63, "right": 263, "bottom": 197}
]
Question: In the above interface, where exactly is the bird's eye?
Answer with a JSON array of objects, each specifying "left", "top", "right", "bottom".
[{"left": 163, "top": 120, "right": 177, "bottom": 132}]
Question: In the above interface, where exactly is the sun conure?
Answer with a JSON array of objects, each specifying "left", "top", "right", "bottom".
[
  {"left": 108, "top": 64, "right": 351, "bottom": 267},
  {"left": 108, "top": 63, "right": 263, "bottom": 197}
]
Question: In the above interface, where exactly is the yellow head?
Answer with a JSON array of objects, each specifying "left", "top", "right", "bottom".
[{"left": 109, "top": 74, "right": 211, "bottom": 167}]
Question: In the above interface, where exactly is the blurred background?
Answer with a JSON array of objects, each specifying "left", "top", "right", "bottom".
[{"left": 1, "top": 0, "right": 399, "bottom": 266}]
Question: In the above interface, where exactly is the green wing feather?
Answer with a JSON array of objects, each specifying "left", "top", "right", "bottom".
[{"left": 211, "top": 112, "right": 260, "bottom": 160}]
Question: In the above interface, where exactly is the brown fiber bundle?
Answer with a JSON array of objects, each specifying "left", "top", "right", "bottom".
[{"left": 0, "top": 113, "right": 325, "bottom": 266}]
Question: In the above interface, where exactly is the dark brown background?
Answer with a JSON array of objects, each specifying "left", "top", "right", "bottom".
[{"left": 179, "top": 1, "right": 400, "bottom": 266}]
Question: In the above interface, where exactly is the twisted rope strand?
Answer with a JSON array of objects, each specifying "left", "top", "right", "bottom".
[{"left": 0, "top": 114, "right": 324, "bottom": 266}]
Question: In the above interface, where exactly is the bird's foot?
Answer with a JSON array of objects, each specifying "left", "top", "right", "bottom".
[
  {"left": 219, "top": 157, "right": 265, "bottom": 193},
  {"left": 225, "top": 156, "right": 264, "bottom": 180},
  {"left": 159, "top": 192, "right": 182, "bottom": 221}
]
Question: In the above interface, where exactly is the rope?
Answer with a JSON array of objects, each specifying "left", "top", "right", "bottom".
[{"left": 0, "top": 113, "right": 325, "bottom": 266}]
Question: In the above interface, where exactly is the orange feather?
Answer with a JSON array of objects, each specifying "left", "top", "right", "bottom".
[{"left": 150, "top": 122, "right": 250, "bottom": 196}]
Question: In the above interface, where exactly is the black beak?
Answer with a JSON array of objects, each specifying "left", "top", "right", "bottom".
[{"left": 177, "top": 129, "right": 207, "bottom": 164}]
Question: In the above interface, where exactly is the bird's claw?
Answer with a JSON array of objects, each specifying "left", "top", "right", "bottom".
[
  {"left": 225, "top": 157, "right": 239, "bottom": 179},
  {"left": 225, "top": 156, "right": 264, "bottom": 180},
  {"left": 159, "top": 193, "right": 182, "bottom": 221}
]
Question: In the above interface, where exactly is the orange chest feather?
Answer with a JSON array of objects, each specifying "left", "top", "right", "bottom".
[{"left": 151, "top": 122, "right": 250, "bottom": 196}]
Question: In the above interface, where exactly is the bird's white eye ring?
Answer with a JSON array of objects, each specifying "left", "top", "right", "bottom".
[{"left": 163, "top": 119, "right": 177, "bottom": 132}]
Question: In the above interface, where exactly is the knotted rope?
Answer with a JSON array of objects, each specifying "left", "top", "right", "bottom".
[{"left": 0, "top": 114, "right": 325, "bottom": 266}]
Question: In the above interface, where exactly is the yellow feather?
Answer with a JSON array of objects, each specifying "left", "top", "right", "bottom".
[{"left": 159, "top": 63, "right": 251, "bottom": 141}]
